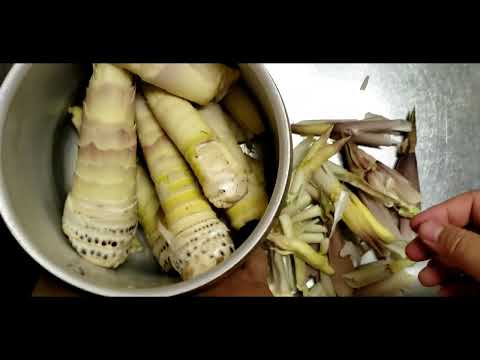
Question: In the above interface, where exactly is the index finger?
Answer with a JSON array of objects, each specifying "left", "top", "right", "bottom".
[{"left": 411, "top": 191, "right": 480, "bottom": 230}]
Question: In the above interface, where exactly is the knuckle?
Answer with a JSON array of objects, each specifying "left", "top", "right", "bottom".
[{"left": 439, "top": 226, "right": 469, "bottom": 258}]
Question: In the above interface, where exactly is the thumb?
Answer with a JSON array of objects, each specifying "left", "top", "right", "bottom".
[{"left": 417, "top": 220, "right": 480, "bottom": 280}]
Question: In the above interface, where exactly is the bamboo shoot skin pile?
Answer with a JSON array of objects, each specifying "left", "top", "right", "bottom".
[
  {"left": 62, "top": 64, "right": 138, "bottom": 269},
  {"left": 143, "top": 84, "right": 248, "bottom": 210},
  {"left": 267, "top": 109, "right": 422, "bottom": 297},
  {"left": 395, "top": 108, "right": 420, "bottom": 242},
  {"left": 328, "top": 226, "right": 354, "bottom": 297},
  {"left": 135, "top": 93, "right": 235, "bottom": 280},
  {"left": 116, "top": 63, "right": 240, "bottom": 106}
]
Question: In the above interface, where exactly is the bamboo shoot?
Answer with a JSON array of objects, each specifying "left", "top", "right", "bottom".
[
  {"left": 117, "top": 63, "right": 239, "bottom": 106},
  {"left": 198, "top": 104, "right": 269, "bottom": 230},
  {"left": 143, "top": 84, "right": 248, "bottom": 209},
  {"left": 69, "top": 106, "right": 170, "bottom": 270},
  {"left": 135, "top": 93, "right": 235, "bottom": 280},
  {"left": 221, "top": 84, "right": 265, "bottom": 137},
  {"left": 62, "top": 64, "right": 138, "bottom": 269}
]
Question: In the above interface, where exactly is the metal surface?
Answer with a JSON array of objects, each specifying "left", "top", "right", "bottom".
[
  {"left": 265, "top": 63, "right": 480, "bottom": 296},
  {"left": 0, "top": 63, "right": 291, "bottom": 297},
  {"left": 266, "top": 63, "right": 480, "bottom": 205}
]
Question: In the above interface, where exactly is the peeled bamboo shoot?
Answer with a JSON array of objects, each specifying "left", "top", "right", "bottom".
[
  {"left": 69, "top": 106, "right": 170, "bottom": 270},
  {"left": 62, "top": 64, "right": 138, "bottom": 269},
  {"left": 199, "top": 104, "right": 269, "bottom": 229},
  {"left": 135, "top": 93, "right": 235, "bottom": 280},
  {"left": 117, "top": 63, "right": 240, "bottom": 106},
  {"left": 221, "top": 84, "right": 265, "bottom": 137},
  {"left": 136, "top": 165, "right": 172, "bottom": 271},
  {"left": 143, "top": 84, "right": 248, "bottom": 209}
]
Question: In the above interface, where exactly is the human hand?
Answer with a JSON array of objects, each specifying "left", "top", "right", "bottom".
[{"left": 406, "top": 191, "right": 480, "bottom": 296}]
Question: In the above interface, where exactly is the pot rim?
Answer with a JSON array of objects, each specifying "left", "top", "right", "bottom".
[{"left": 0, "top": 63, "right": 292, "bottom": 297}]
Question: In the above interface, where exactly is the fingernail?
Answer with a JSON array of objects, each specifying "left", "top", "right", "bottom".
[{"left": 419, "top": 221, "right": 444, "bottom": 245}]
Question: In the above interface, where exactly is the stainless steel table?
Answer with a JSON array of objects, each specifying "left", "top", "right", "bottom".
[{"left": 266, "top": 63, "right": 480, "bottom": 207}]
